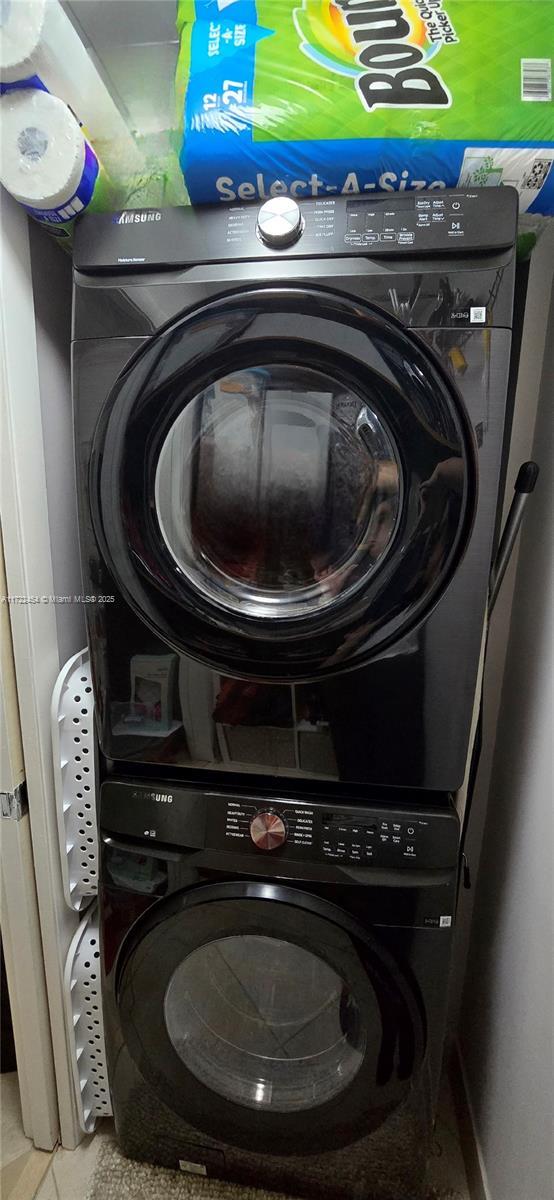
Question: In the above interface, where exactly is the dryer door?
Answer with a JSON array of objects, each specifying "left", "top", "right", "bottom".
[
  {"left": 117, "top": 884, "right": 425, "bottom": 1155},
  {"left": 91, "top": 286, "right": 475, "bottom": 679}
]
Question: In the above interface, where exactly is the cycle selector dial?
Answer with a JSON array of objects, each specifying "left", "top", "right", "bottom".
[
  {"left": 257, "top": 197, "right": 303, "bottom": 248},
  {"left": 250, "top": 811, "right": 287, "bottom": 851}
]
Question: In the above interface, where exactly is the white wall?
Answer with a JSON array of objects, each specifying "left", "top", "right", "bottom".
[
  {"left": 458, "top": 290, "right": 554, "bottom": 1200},
  {"left": 450, "top": 225, "right": 554, "bottom": 1030}
]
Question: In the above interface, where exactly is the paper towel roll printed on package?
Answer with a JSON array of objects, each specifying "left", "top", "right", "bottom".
[{"left": 0, "top": 88, "right": 99, "bottom": 224}]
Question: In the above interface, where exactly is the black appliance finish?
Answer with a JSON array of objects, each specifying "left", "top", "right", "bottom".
[
  {"left": 100, "top": 779, "right": 459, "bottom": 1200},
  {"left": 73, "top": 188, "right": 517, "bottom": 791}
]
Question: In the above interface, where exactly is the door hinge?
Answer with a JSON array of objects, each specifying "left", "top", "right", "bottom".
[{"left": 1, "top": 781, "right": 28, "bottom": 820}]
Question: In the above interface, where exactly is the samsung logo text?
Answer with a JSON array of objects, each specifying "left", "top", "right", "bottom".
[{"left": 113, "top": 211, "right": 162, "bottom": 224}]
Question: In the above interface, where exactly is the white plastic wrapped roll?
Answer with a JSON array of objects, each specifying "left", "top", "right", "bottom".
[
  {"left": 0, "top": 87, "right": 99, "bottom": 224},
  {"left": 0, "top": 0, "right": 52, "bottom": 85},
  {"left": 0, "top": 0, "right": 143, "bottom": 169}
]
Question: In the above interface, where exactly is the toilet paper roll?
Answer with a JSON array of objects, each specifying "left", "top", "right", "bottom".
[
  {"left": 1, "top": 0, "right": 66, "bottom": 90},
  {"left": 0, "top": 0, "right": 144, "bottom": 174},
  {"left": 0, "top": 88, "right": 99, "bottom": 224}
]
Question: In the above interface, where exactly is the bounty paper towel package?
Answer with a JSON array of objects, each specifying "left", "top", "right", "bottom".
[{"left": 176, "top": 0, "right": 554, "bottom": 214}]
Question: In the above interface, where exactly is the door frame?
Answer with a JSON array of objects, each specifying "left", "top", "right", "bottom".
[
  {"left": 0, "top": 531, "right": 59, "bottom": 1149},
  {"left": 1, "top": 196, "right": 82, "bottom": 1148}
]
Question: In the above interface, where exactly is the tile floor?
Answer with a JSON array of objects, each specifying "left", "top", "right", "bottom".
[
  {"left": 2, "top": 1071, "right": 470, "bottom": 1200},
  {"left": 1, "top": 1074, "right": 113, "bottom": 1200},
  {"left": 33, "top": 1123, "right": 114, "bottom": 1200},
  {"left": 1, "top": 1073, "right": 53, "bottom": 1200}
]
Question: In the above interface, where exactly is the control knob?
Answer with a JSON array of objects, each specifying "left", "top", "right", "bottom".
[
  {"left": 250, "top": 811, "right": 287, "bottom": 851},
  {"left": 256, "top": 197, "right": 302, "bottom": 248}
]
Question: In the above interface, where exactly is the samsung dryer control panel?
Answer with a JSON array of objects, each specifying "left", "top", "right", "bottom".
[
  {"left": 74, "top": 186, "right": 517, "bottom": 273},
  {"left": 101, "top": 781, "right": 459, "bottom": 872}
]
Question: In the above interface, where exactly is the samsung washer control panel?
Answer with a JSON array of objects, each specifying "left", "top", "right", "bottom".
[
  {"left": 74, "top": 187, "right": 518, "bottom": 273},
  {"left": 217, "top": 796, "right": 457, "bottom": 869},
  {"left": 101, "top": 781, "right": 459, "bottom": 871}
]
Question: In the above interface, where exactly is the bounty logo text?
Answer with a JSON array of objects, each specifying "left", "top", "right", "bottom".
[{"left": 294, "top": 0, "right": 455, "bottom": 113}]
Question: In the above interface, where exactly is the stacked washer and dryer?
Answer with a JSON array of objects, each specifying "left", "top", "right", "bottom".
[{"left": 72, "top": 186, "right": 518, "bottom": 1199}]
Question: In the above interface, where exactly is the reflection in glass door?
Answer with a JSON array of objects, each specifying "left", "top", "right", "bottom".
[
  {"left": 213, "top": 676, "right": 338, "bottom": 778},
  {"left": 155, "top": 364, "right": 400, "bottom": 621}
]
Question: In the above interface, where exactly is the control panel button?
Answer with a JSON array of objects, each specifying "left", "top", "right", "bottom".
[
  {"left": 257, "top": 197, "right": 302, "bottom": 248},
  {"left": 250, "top": 811, "right": 287, "bottom": 851}
]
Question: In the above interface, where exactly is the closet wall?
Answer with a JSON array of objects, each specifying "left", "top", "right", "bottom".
[{"left": 458, "top": 290, "right": 553, "bottom": 1200}]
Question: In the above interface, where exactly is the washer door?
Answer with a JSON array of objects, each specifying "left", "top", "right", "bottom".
[
  {"left": 91, "top": 286, "right": 475, "bottom": 679},
  {"left": 117, "top": 884, "right": 425, "bottom": 1155}
]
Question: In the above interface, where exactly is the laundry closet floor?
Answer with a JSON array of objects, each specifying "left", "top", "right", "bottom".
[{"left": 2, "top": 1072, "right": 470, "bottom": 1200}]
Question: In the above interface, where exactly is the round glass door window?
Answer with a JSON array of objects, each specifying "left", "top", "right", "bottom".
[
  {"left": 94, "top": 286, "right": 475, "bottom": 678},
  {"left": 164, "top": 934, "right": 365, "bottom": 1112},
  {"left": 118, "top": 891, "right": 425, "bottom": 1152},
  {"left": 155, "top": 365, "right": 401, "bottom": 621}
]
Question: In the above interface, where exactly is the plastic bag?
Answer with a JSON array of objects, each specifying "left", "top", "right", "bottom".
[{"left": 176, "top": 0, "right": 554, "bottom": 213}]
